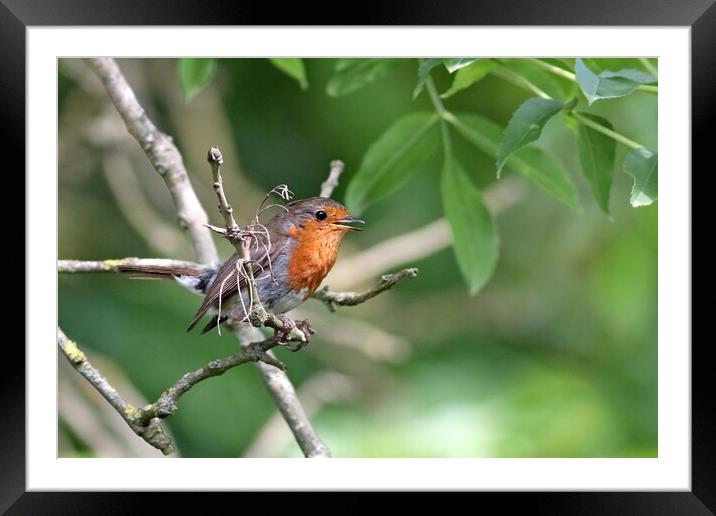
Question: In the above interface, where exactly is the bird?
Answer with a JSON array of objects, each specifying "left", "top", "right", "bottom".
[{"left": 118, "top": 197, "right": 364, "bottom": 335}]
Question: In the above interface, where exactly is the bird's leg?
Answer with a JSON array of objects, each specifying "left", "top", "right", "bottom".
[
  {"left": 273, "top": 315, "right": 315, "bottom": 352},
  {"left": 289, "top": 320, "right": 316, "bottom": 352},
  {"left": 272, "top": 314, "right": 295, "bottom": 341}
]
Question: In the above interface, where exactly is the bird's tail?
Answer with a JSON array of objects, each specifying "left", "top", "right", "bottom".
[
  {"left": 117, "top": 262, "right": 216, "bottom": 295},
  {"left": 116, "top": 263, "right": 202, "bottom": 278}
]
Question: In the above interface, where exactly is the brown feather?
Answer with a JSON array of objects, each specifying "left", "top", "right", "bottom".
[
  {"left": 186, "top": 232, "right": 290, "bottom": 332},
  {"left": 187, "top": 197, "right": 355, "bottom": 332},
  {"left": 117, "top": 264, "right": 204, "bottom": 278},
  {"left": 200, "top": 315, "right": 228, "bottom": 334}
]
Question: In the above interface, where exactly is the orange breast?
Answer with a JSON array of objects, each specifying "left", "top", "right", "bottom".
[{"left": 287, "top": 226, "right": 344, "bottom": 297}]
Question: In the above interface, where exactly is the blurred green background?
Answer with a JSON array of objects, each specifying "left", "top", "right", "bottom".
[{"left": 58, "top": 58, "right": 657, "bottom": 458}]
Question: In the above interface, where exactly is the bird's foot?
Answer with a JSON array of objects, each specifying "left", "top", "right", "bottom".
[
  {"left": 273, "top": 315, "right": 315, "bottom": 352},
  {"left": 289, "top": 320, "right": 315, "bottom": 352},
  {"left": 273, "top": 314, "right": 296, "bottom": 342}
]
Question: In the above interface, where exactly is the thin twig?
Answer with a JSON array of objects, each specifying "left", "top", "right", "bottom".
[
  {"left": 491, "top": 64, "right": 551, "bottom": 99},
  {"left": 571, "top": 111, "right": 643, "bottom": 150},
  {"left": 85, "top": 58, "right": 218, "bottom": 265},
  {"left": 319, "top": 160, "right": 345, "bottom": 198},
  {"left": 425, "top": 75, "right": 452, "bottom": 154},
  {"left": 314, "top": 268, "right": 419, "bottom": 312},
  {"left": 207, "top": 146, "right": 241, "bottom": 244},
  {"left": 206, "top": 146, "right": 271, "bottom": 330},
  {"left": 141, "top": 336, "right": 286, "bottom": 421}
]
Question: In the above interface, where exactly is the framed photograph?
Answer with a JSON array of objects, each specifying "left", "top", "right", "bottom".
[{"left": 10, "top": 0, "right": 708, "bottom": 511}]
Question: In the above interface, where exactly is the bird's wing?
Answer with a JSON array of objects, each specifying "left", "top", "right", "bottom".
[{"left": 186, "top": 233, "right": 288, "bottom": 332}]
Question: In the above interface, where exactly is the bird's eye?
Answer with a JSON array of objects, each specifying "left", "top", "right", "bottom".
[{"left": 315, "top": 210, "right": 327, "bottom": 221}]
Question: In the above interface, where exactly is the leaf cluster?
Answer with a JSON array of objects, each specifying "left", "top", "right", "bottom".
[{"left": 176, "top": 57, "right": 657, "bottom": 293}]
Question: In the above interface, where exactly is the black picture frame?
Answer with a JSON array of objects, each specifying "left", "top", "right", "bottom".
[{"left": 7, "top": 0, "right": 709, "bottom": 512}]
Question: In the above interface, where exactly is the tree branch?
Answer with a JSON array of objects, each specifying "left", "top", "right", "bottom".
[
  {"left": 58, "top": 250, "right": 413, "bottom": 457},
  {"left": 58, "top": 326, "right": 292, "bottom": 456},
  {"left": 71, "top": 59, "right": 417, "bottom": 458},
  {"left": 244, "top": 371, "right": 355, "bottom": 457},
  {"left": 232, "top": 324, "right": 331, "bottom": 457},
  {"left": 314, "top": 268, "right": 419, "bottom": 312},
  {"left": 319, "top": 160, "right": 345, "bottom": 198},
  {"left": 58, "top": 327, "right": 175, "bottom": 455},
  {"left": 59, "top": 251, "right": 409, "bottom": 457},
  {"left": 78, "top": 58, "right": 331, "bottom": 458},
  {"left": 85, "top": 58, "right": 218, "bottom": 265},
  {"left": 140, "top": 335, "right": 286, "bottom": 421}
]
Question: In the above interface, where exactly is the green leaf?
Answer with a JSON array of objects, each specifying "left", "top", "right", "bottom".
[
  {"left": 496, "top": 98, "right": 565, "bottom": 176},
  {"left": 413, "top": 59, "right": 445, "bottom": 99},
  {"left": 600, "top": 68, "right": 656, "bottom": 82},
  {"left": 573, "top": 112, "right": 616, "bottom": 213},
  {"left": 513, "top": 147, "right": 580, "bottom": 212},
  {"left": 326, "top": 59, "right": 401, "bottom": 97},
  {"left": 623, "top": 148, "right": 658, "bottom": 207},
  {"left": 441, "top": 60, "right": 495, "bottom": 98},
  {"left": 178, "top": 58, "right": 217, "bottom": 101},
  {"left": 441, "top": 155, "right": 499, "bottom": 294},
  {"left": 575, "top": 58, "right": 656, "bottom": 105},
  {"left": 443, "top": 58, "right": 478, "bottom": 73},
  {"left": 582, "top": 58, "right": 649, "bottom": 74},
  {"left": 448, "top": 113, "right": 579, "bottom": 210},
  {"left": 269, "top": 58, "right": 308, "bottom": 89},
  {"left": 414, "top": 58, "right": 482, "bottom": 99},
  {"left": 345, "top": 112, "right": 441, "bottom": 214}
]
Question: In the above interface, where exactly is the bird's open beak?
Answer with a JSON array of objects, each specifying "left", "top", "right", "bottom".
[{"left": 332, "top": 217, "right": 365, "bottom": 231}]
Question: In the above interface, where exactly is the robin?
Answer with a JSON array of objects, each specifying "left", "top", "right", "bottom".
[{"left": 118, "top": 197, "right": 364, "bottom": 336}]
